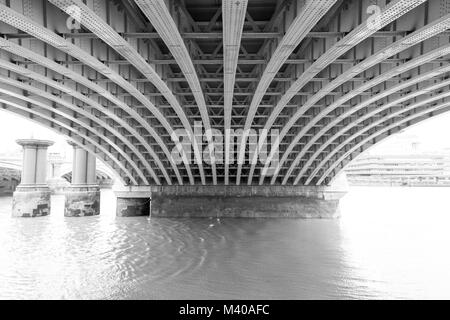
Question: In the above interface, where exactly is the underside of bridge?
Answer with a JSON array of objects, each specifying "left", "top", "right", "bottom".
[
  {"left": 1, "top": 0, "right": 450, "bottom": 217},
  {"left": 61, "top": 170, "right": 114, "bottom": 186}
]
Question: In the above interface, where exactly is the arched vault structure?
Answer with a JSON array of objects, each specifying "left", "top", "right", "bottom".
[{"left": 0, "top": 0, "right": 450, "bottom": 189}]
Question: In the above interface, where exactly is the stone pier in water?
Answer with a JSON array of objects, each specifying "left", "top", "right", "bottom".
[
  {"left": 115, "top": 175, "right": 348, "bottom": 218},
  {"left": 64, "top": 142, "right": 100, "bottom": 217},
  {"left": 12, "top": 139, "right": 54, "bottom": 218}
]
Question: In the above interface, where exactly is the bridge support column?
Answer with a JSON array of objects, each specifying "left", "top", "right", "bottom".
[
  {"left": 114, "top": 176, "right": 348, "bottom": 218},
  {"left": 64, "top": 143, "right": 100, "bottom": 217},
  {"left": 12, "top": 139, "right": 54, "bottom": 218}
]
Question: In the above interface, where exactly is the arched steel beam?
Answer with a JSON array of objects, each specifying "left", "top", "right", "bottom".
[
  {"left": 0, "top": 3, "right": 194, "bottom": 184},
  {"left": 235, "top": 0, "right": 338, "bottom": 185},
  {"left": 61, "top": 169, "right": 113, "bottom": 182},
  {"left": 222, "top": 0, "right": 248, "bottom": 185},
  {"left": 253, "top": 11, "right": 450, "bottom": 183},
  {"left": 280, "top": 45, "right": 450, "bottom": 185},
  {"left": 0, "top": 59, "right": 168, "bottom": 185},
  {"left": 95, "top": 170, "right": 113, "bottom": 182},
  {"left": 0, "top": 100, "right": 134, "bottom": 185},
  {"left": 0, "top": 79, "right": 148, "bottom": 184},
  {"left": 304, "top": 79, "right": 450, "bottom": 185},
  {"left": 253, "top": 0, "right": 427, "bottom": 184},
  {"left": 290, "top": 15, "right": 450, "bottom": 184},
  {"left": 134, "top": 0, "right": 216, "bottom": 184},
  {"left": 263, "top": 44, "right": 450, "bottom": 184},
  {"left": 0, "top": 37, "right": 183, "bottom": 184},
  {"left": 0, "top": 76, "right": 150, "bottom": 184},
  {"left": 317, "top": 102, "right": 450, "bottom": 185},
  {"left": 47, "top": 0, "right": 202, "bottom": 184},
  {"left": 0, "top": 92, "right": 142, "bottom": 184},
  {"left": 307, "top": 91, "right": 450, "bottom": 185}
]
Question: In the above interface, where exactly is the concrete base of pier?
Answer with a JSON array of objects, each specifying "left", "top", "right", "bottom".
[
  {"left": 115, "top": 176, "right": 348, "bottom": 218},
  {"left": 151, "top": 194, "right": 340, "bottom": 218},
  {"left": 150, "top": 186, "right": 344, "bottom": 218},
  {"left": 12, "top": 186, "right": 51, "bottom": 218},
  {"left": 64, "top": 186, "right": 100, "bottom": 217}
]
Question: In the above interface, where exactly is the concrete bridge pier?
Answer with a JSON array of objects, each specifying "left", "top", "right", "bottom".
[
  {"left": 64, "top": 142, "right": 100, "bottom": 217},
  {"left": 115, "top": 174, "right": 348, "bottom": 218},
  {"left": 12, "top": 139, "right": 54, "bottom": 218}
]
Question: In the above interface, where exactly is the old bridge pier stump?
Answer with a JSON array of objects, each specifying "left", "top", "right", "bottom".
[
  {"left": 64, "top": 142, "right": 100, "bottom": 217},
  {"left": 12, "top": 139, "right": 54, "bottom": 218}
]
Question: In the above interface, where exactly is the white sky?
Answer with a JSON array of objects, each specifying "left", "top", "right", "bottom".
[
  {"left": 369, "top": 111, "right": 450, "bottom": 154},
  {"left": 0, "top": 111, "right": 71, "bottom": 157},
  {"left": 0, "top": 109, "right": 450, "bottom": 157}
]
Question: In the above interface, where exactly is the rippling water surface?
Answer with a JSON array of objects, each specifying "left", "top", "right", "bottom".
[{"left": 1, "top": 187, "right": 450, "bottom": 299}]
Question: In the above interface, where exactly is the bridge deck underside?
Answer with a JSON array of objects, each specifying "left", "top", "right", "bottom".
[{"left": 0, "top": 0, "right": 449, "bottom": 186}]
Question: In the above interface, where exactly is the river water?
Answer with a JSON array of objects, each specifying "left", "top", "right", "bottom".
[{"left": 0, "top": 186, "right": 450, "bottom": 300}]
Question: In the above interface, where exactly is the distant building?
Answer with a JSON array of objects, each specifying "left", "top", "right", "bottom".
[{"left": 345, "top": 154, "right": 450, "bottom": 187}]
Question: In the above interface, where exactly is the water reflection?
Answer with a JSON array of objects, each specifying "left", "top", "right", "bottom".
[{"left": 0, "top": 187, "right": 449, "bottom": 299}]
